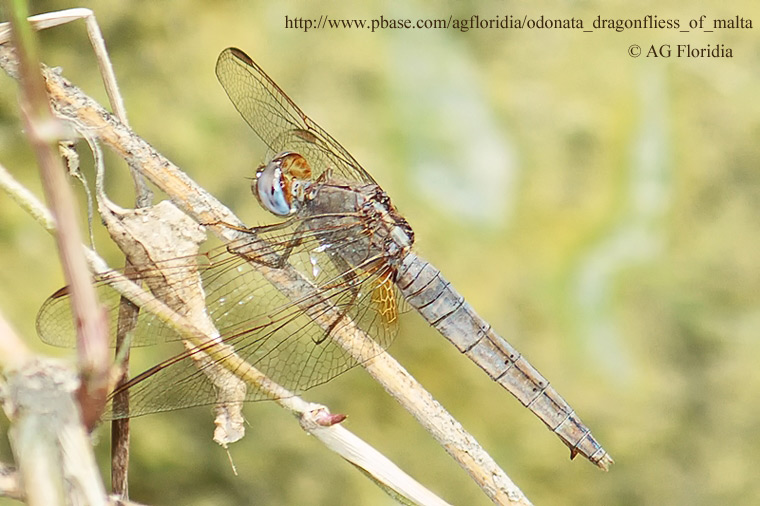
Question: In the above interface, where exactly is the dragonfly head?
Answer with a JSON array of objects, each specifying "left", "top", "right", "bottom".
[{"left": 253, "top": 151, "right": 313, "bottom": 216}]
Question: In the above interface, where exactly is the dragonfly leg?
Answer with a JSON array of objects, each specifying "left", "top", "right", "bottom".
[
  {"left": 226, "top": 218, "right": 308, "bottom": 270},
  {"left": 201, "top": 220, "right": 253, "bottom": 233}
]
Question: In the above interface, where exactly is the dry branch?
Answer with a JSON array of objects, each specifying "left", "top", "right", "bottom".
[{"left": 1, "top": 2, "right": 109, "bottom": 430}]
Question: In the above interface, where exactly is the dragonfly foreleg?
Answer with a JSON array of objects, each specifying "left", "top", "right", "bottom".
[{"left": 225, "top": 218, "right": 306, "bottom": 269}]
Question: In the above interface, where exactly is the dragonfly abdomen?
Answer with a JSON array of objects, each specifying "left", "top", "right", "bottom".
[{"left": 396, "top": 252, "right": 613, "bottom": 470}]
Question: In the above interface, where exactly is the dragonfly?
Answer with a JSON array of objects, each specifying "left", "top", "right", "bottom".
[{"left": 37, "top": 47, "right": 612, "bottom": 469}]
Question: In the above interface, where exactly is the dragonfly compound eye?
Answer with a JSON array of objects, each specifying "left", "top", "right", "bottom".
[
  {"left": 278, "top": 151, "right": 312, "bottom": 180},
  {"left": 254, "top": 159, "right": 293, "bottom": 216}
]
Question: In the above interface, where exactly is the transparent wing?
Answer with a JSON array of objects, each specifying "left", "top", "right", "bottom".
[
  {"left": 35, "top": 48, "right": 402, "bottom": 418},
  {"left": 37, "top": 255, "right": 209, "bottom": 348},
  {"left": 36, "top": 221, "right": 401, "bottom": 418},
  {"left": 215, "top": 47, "right": 376, "bottom": 185}
]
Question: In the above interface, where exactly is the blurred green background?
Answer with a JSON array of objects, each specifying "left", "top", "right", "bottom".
[{"left": 1, "top": 0, "right": 759, "bottom": 505}]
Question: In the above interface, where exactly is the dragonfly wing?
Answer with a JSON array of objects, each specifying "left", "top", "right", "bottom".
[
  {"left": 215, "top": 47, "right": 376, "bottom": 185},
  {"left": 37, "top": 206, "right": 401, "bottom": 418},
  {"left": 36, "top": 260, "right": 206, "bottom": 348},
  {"left": 106, "top": 235, "right": 400, "bottom": 418}
]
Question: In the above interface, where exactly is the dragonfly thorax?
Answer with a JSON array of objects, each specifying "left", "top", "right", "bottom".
[
  {"left": 301, "top": 179, "right": 414, "bottom": 273},
  {"left": 254, "top": 151, "right": 314, "bottom": 216}
]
